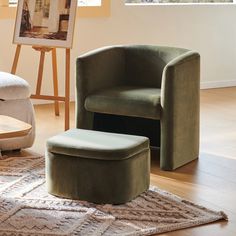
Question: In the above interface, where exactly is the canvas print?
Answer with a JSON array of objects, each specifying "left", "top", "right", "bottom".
[{"left": 13, "top": 0, "right": 77, "bottom": 48}]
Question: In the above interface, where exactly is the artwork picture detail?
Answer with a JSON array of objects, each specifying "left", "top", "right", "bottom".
[{"left": 13, "top": 0, "right": 77, "bottom": 48}]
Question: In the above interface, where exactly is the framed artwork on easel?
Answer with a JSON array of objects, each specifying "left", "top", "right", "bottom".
[
  {"left": 13, "top": 0, "right": 77, "bottom": 48},
  {"left": 11, "top": 0, "right": 78, "bottom": 130}
]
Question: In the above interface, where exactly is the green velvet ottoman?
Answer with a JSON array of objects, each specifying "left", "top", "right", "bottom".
[{"left": 46, "top": 128, "right": 150, "bottom": 204}]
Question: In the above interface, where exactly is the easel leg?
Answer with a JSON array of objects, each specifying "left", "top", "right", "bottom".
[
  {"left": 11, "top": 45, "right": 21, "bottom": 74},
  {"left": 36, "top": 51, "right": 45, "bottom": 95},
  {"left": 52, "top": 48, "right": 60, "bottom": 116},
  {"left": 12, "top": 45, "right": 69, "bottom": 130},
  {"left": 65, "top": 49, "right": 70, "bottom": 130}
]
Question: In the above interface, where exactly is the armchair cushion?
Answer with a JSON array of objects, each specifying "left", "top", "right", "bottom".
[
  {"left": 0, "top": 72, "right": 30, "bottom": 100},
  {"left": 85, "top": 86, "right": 162, "bottom": 119}
]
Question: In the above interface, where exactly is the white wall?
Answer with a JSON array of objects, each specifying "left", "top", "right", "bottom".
[{"left": 1, "top": 0, "right": 236, "bottom": 104}]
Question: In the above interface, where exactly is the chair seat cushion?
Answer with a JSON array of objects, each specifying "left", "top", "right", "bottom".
[
  {"left": 47, "top": 128, "right": 149, "bottom": 160},
  {"left": 85, "top": 86, "right": 161, "bottom": 119},
  {"left": 0, "top": 72, "right": 30, "bottom": 100}
]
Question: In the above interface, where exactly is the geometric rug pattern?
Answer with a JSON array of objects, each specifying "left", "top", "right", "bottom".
[{"left": 0, "top": 155, "right": 227, "bottom": 235}]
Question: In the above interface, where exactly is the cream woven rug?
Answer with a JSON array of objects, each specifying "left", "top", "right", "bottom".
[{"left": 0, "top": 154, "right": 227, "bottom": 236}]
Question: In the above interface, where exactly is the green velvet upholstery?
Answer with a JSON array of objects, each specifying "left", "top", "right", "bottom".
[
  {"left": 85, "top": 86, "right": 161, "bottom": 119},
  {"left": 76, "top": 45, "right": 200, "bottom": 170},
  {"left": 46, "top": 129, "right": 150, "bottom": 204}
]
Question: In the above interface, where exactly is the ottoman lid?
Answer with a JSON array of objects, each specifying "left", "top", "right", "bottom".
[
  {"left": 0, "top": 72, "right": 30, "bottom": 100},
  {"left": 47, "top": 129, "right": 149, "bottom": 160}
]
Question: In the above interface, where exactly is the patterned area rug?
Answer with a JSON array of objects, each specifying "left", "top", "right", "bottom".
[{"left": 0, "top": 154, "right": 227, "bottom": 236}]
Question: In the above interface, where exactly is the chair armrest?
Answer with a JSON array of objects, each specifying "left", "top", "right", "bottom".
[
  {"left": 160, "top": 51, "right": 200, "bottom": 169},
  {"left": 161, "top": 51, "right": 200, "bottom": 109},
  {"left": 76, "top": 46, "right": 125, "bottom": 128}
]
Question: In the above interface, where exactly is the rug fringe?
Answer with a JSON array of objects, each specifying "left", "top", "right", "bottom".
[{"left": 220, "top": 211, "right": 228, "bottom": 220}]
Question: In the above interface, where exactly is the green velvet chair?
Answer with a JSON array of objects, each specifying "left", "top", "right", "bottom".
[{"left": 76, "top": 45, "right": 200, "bottom": 170}]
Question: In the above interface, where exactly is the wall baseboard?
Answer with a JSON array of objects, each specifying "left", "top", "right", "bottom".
[{"left": 201, "top": 80, "right": 236, "bottom": 89}]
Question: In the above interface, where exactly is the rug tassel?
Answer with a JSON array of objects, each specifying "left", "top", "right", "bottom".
[{"left": 220, "top": 211, "right": 228, "bottom": 220}]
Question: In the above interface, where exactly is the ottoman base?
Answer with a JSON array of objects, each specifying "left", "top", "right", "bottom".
[
  {"left": 46, "top": 129, "right": 150, "bottom": 204},
  {"left": 46, "top": 149, "right": 150, "bottom": 204}
]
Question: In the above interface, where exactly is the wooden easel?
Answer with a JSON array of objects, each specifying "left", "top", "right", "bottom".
[{"left": 11, "top": 44, "right": 70, "bottom": 130}]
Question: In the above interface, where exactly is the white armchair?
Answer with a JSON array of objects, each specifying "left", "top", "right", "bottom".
[{"left": 0, "top": 72, "right": 35, "bottom": 151}]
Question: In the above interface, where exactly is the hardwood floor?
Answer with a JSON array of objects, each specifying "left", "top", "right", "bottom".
[{"left": 28, "top": 87, "right": 236, "bottom": 236}]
